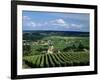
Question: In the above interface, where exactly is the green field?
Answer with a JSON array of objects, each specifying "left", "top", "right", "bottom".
[
  {"left": 22, "top": 31, "right": 89, "bottom": 68},
  {"left": 23, "top": 52, "right": 89, "bottom": 68}
]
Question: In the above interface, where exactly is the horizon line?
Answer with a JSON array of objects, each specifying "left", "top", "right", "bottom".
[{"left": 23, "top": 30, "right": 89, "bottom": 33}]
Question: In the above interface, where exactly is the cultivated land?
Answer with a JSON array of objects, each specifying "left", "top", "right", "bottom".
[{"left": 22, "top": 31, "right": 90, "bottom": 68}]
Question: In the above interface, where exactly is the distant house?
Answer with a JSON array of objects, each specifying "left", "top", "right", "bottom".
[
  {"left": 47, "top": 46, "right": 61, "bottom": 54},
  {"left": 47, "top": 46, "right": 54, "bottom": 54}
]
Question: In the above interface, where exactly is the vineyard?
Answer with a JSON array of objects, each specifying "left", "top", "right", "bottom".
[
  {"left": 22, "top": 31, "right": 90, "bottom": 68},
  {"left": 23, "top": 52, "right": 89, "bottom": 68}
]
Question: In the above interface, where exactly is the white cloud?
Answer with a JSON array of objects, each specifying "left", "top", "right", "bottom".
[
  {"left": 23, "top": 16, "right": 31, "bottom": 21},
  {"left": 50, "top": 18, "right": 69, "bottom": 27},
  {"left": 26, "top": 21, "right": 36, "bottom": 27},
  {"left": 71, "top": 23, "right": 83, "bottom": 28},
  {"left": 25, "top": 21, "right": 46, "bottom": 27},
  {"left": 23, "top": 18, "right": 83, "bottom": 30},
  {"left": 55, "top": 19, "right": 66, "bottom": 24}
]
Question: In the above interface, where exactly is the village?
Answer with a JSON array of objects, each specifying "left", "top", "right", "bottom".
[{"left": 23, "top": 39, "right": 62, "bottom": 54}]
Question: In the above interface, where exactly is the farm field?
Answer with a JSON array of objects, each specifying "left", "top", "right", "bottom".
[
  {"left": 22, "top": 31, "right": 90, "bottom": 68},
  {"left": 23, "top": 52, "right": 89, "bottom": 68}
]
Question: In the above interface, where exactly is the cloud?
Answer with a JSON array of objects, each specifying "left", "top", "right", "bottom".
[
  {"left": 23, "top": 21, "right": 36, "bottom": 27},
  {"left": 24, "top": 21, "right": 45, "bottom": 27},
  {"left": 23, "top": 16, "right": 31, "bottom": 21},
  {"left": 71, "top": 23, "right": 83, "bottom": 28},
  {"left": 23, "top": 17, "right": 83, "bottom": 31},
  {"left": 23, "top": 16, "right": 41, "bottom": 27},
  {"left": 50, "top": 18, "right": 69, "bottom": 27},
  {"left": 23, "top": 18, "right": 68, "bottom": 28},
  {"left": 30, "top": 22, "right": 36, "bottom": 27},
  {"left": 55, "top": 19, "right": 66, "bottom": 24}
]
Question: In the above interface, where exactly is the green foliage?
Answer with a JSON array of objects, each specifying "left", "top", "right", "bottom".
[
  {"left": 23, "top": 31, "right": 89, "bottom": 68},
  {"left": 23, "top": 52, "right": 89, "bottom": 68},
  {"left": 23, "top": 44, "right": 32, "bottom": 56}
]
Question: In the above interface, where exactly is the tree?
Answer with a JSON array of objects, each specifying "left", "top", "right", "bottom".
[
  {"left": 23, "top": 42, "right": 32, "bottom": 56},
  {"left": 78, "top": 42, "right": 84, "bottom": 51}
]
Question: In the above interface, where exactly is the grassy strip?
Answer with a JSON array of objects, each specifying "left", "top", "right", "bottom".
[
  {"left": 49, "top": 54, "right": 61, "bottom": 67},
  {"left": 48, "top": 54, "right": 55, "bottom": 67},
  {"left": 40, "top": 55, "right": 44, "bottom": 67}
]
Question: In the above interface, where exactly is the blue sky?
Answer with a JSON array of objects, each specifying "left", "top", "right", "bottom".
[{"left": 22, "top": 11, "right": 90, "bottom": 32}]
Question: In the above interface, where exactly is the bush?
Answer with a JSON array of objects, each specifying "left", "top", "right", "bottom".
[{"left": 23, "top": 44, "right": 32, "bottom": 56}]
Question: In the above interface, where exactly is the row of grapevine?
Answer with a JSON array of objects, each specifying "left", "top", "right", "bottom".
[{"left": 23, "top": 52, "right": 89, "bottom": 68}]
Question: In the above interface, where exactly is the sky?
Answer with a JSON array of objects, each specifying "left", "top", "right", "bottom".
[{"left": 22, "top": 11, "right": 90, "bottom": 32}]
